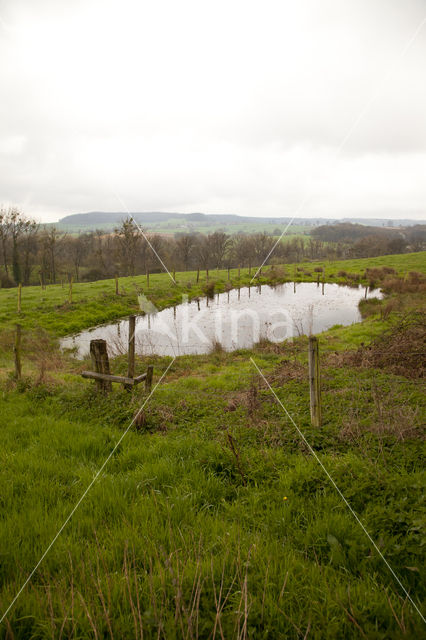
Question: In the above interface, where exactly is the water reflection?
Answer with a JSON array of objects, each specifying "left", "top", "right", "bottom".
[{"left": 61, "top": 282, "right": 382, "bottom": 359}]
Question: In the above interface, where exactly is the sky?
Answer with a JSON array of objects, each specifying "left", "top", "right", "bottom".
[{"left": 0, "top": 0, "right": 425, "bottom": 223}]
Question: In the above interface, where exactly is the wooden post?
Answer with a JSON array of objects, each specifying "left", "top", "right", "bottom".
[
  {"left": 115, "top": 275, "right": 119, "bottom": 295},
  {"left": 206, "top": 268, "right": 209, "bottom": 281},
  {"left": 17, "top": 283, "right": 22, "bottom": 314},
  {"left": 14, "top": 324, "right": 22, "bottom": 380},
  {"left": 365, "top": 285, "right": 368, "bottom": 299},
  {"left": 68, "top": 277, "right": 73, "bottom": 304},
  {"left": 322, "top": 278, "right": 325, "bottom": 295},
  {"left": 196, "top": 267, "right": 200, "bottom": 283},
  {"left": 146, "top": 269, "right": 150, "bottom": 288},
  {"left": 293, "top": 281, "right": 296, "bottom": 293},
  {"left": 145, "top": 364, "right": 153, "bottom": 392},
  {"left": 248, "top": 262, "right": 251, "bottom": 276},
  {"left": 317, "top": 273, "right": 320, "bottom": 286},
  {"left": 90, "top": 339, "right": 112, "bottom": 392},
  {"left": 308, "top": 336, "right": 321, "bottom": 427},
  {"left": 173, "top": 269, "right": 176, "bottom": 282},
  {"left": 127, "top": 315, "right": 136, "bottom": 380}
]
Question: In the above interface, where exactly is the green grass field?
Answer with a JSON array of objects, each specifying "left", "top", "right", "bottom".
[
  {"left": 0, "top": 252, "right": 425, "bottom": 638},
  {"left": 0, "top": 252, "right": 424, "bottom": 340}
]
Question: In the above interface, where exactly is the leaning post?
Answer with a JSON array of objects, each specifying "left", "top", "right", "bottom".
[
  {"left": 308, "top": 336, "right": 321, "bottom": 427},
  {"left": 90, "top": 339, "right": 112, "bottom": 392}
]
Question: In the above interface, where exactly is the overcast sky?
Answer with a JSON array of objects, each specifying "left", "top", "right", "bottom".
[{"left": 0, "top": 0, "right": 425, "bottom": 223}]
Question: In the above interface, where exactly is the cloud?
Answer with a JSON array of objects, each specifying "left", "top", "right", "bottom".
[{"left": 0, "top": 0, "right": 425, "bottom": 221}]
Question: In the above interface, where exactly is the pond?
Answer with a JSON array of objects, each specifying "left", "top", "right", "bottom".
[{"left": 61, "top": 282, "right": 382, "bottom": 359}]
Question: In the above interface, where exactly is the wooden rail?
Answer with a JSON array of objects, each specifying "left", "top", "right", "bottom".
[{"left": 81, "top": 317, "right": 153, "bottom": 393}]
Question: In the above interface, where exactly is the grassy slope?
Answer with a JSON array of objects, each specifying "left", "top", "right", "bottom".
[
  {"left": 0, "top": 252, "right": 424, "bottom": 339},
  {"left": 0, "top": 253, "right": 425, "bottom": 638}
]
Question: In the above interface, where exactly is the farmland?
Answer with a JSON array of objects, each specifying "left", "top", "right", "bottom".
[{"left": 0, "top": 252, "right": 425, "bottom": 638}]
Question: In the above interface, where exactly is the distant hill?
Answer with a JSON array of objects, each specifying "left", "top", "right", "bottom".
[
  {"left": 58, "top": 211, "right": 301, "bottom": 226},
  {"left": 55, "top": 211, "right": 425, "bottom": 232}
]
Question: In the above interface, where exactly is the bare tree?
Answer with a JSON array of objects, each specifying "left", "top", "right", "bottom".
[
  {"left": 175, "top": 234, "right": 196, "bottom": 270},
  {"left": 114, "top": 218, "right": 141, "bottom": 276}
]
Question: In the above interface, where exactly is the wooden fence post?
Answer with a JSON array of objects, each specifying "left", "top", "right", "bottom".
[
  {"left": 127, "top": 315, "right": 136, "bottom": 380},
  {"left": 14, "top": 324, "right": 22, "bottom": 380},
  {"left": 68, "top": 276, "right": 73, "bottom": 304},
  {"left": 206, "top": 268, "right": 209, "bottom": 281},
  {"left": 90, "top": 339, "right": 112, "bottom": 392},
  {"left": 196, "top": 267, "right": 200, "bottom": 283},
  {"left": 145, "top": 364, "right": 153, "bottom": 392},
  {"left": 17, "top": 283, "right": 22, "bottom": 314},
  {"left": 115, "top": 275, "right": 119, "bottom": 295},
  {"left": 308, "top": 336, "right": 321, "bottom": 427}
]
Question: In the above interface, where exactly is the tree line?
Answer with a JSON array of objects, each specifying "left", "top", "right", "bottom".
[
  {"left": 1, "top": 208, "right": 423, "bottom": 287},
  {"left": 312, "top": 222, "right": 426, "bottom": 257}
]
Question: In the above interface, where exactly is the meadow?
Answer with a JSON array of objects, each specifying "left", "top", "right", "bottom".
[
  {"left": 0, "top": 252, "right": 425, "bottom": 638},
  {"left": 0, "top": 251, "right": 424, "bottom": 339}
]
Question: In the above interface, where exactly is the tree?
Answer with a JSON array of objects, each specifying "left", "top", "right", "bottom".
[
  {"left": 114, "top": 218, "right": 141, "bottom": 276},
  {"left": 42, "top": 226, "right": 66, "bottom": 283},
  {"left": 22, "top": 219, "right": 39, "bottom": 285},
  {"left": 175, "top": 234, "right": 196, "bottom": 270},
  {"left": 205, "top": 232, "right": 231, "bottom": 268},
  {"left": 0, "top": 208, "right": 38, "bottom": 283}
]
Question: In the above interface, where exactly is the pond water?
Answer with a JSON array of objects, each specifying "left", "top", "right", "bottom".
[{"left": 61, "top": 282, "right": 382, "bottom": 359}]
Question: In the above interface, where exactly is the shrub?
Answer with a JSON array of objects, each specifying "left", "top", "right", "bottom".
[{"left": 203, "top": 280, "right": 215, "bottom": 298}]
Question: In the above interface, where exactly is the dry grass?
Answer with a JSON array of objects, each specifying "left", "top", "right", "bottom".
[
  {"left": 339, "top": 381, "right": 424, "bottom": 443},
  {"left": 327, "top": 312, "right": 425, "bottom": 379}
]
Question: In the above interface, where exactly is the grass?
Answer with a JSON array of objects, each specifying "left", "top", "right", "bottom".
[
  {"left": 0, "top": 252, "right": 425, "bottom": 638},
  {"left": 0, "top": 253, "right": 424, "bottom": 341}
]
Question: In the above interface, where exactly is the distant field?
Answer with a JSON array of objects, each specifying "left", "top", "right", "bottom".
[{"left": 55, "top": 220, "right": 312, "bottom": 235}]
